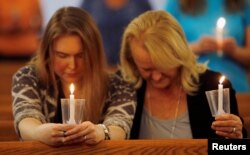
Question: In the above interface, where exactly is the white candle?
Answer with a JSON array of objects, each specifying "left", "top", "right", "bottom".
[
  {"left": 216, "top": 17, "right": 226, "bottom": 56},
  {"left": 68, "top": 83, "right": 76, "bottom": 124},
  {"left": 218, "top": 76, "right": 225, "bottom": 115}
]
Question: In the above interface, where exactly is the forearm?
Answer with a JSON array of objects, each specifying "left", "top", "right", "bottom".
[
  {"left": 189, "top": 37, "right": 218, "bottom": 55},
  {"left": 19, "top": 118, "right": 42, "bottom": 140},
  {"left": 108, "top": 125, "right": 126, "bottom": 140},
  {"left": 231, "top": 27, "right": 250, "bottom": 67},
  {"left": 19, "top": 118, "right": 68, "bottom": 146},
  {"left": 231, "top": 47, "right": 250, "bottom": 67},
  {"left": 189, "top": 42, "right": 200, "bottom": 55}
]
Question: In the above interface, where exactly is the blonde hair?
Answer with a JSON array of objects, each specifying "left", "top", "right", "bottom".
[
  {"left": 120, "top": 10, "right": 207, "bottom": 95},
  {"left": 30, "top": 7, "right": 108, "bottom": 123}
]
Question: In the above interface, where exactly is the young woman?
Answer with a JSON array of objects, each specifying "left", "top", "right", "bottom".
[{"left": 12, "top": 7, "right": 136, "bottom": 146}]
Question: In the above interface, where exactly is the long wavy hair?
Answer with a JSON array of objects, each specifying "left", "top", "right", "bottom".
[
  {"left": 179, "top": 0, "right": 246, "bottom": 15},
  {"left": 29, "top": 7, "right": 108, "bottom": 123},
  {"left": 120, "top": 10, "right": 207, "bottom": 95}
]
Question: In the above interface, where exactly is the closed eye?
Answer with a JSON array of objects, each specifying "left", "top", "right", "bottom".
[
  {"left": 76, "top": 52, "right": 84, "bottom": 58},
  {"left": 55, "top": 52, "right": 68, "bottom": 58},
  {"left": 142, "top": 68, "right": 153, "bottom": 72}
]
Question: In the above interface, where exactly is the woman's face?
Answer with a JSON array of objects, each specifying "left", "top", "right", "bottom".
[
  {"left": 53, "top": 34, "right": 84, "bottom": 84},
  {"left": 130, "top": 39, "right": 179, "bottom": 89}
]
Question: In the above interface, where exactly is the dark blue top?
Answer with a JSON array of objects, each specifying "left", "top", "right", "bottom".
[{"left": 81, "top": 0, "right": 152, "bottom": 65}]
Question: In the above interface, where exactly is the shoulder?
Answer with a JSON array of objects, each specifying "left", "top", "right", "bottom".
[
  {"left": 13, "top": 65, "right": 37, "bottom": 79},
  {"left": 107, "top": 70, "right": 136, "bottom": 97},
  {"left": 12, "top": 65, "right": 39, "bottom": 85},
  {"left": 200, "top": 69, "right": 221, "bottom": 80},
  {"left": 104, "top": 71, "right": 136, "bottom": 116},
  {"left": 108, "top": 71, "right": 134, "bottom": 88},
  {"left": 199, "top": 69, "right": 233, "bottom": 90}
]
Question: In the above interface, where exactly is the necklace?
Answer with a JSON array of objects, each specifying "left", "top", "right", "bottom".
[{"left": 147, "top": 86, "right": 182, "bottom": 138}]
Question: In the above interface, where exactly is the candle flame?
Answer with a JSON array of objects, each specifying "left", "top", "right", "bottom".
[
  {"left": 219, "top": 76, "right": 225, "bottom": 84},
  {"left": 70, "top": 83, "right": 74, "bottom": 94},
  {"left": 216, "top": 17, "right": 226, "bottom": 29}
]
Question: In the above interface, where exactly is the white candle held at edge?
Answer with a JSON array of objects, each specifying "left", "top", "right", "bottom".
[
  {"left": 216, "top": 17, "right": 226, "bottom": 57},
  {"left": 68, "top": 83, "right": 76, "bottom": 124},
  {"left": 218, "top": 76, "right": 225, "bottom": 115}
]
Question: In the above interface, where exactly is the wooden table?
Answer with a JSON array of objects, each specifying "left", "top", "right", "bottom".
[{"left": 0, "top": 139, "right": 207, "bottom": 155}]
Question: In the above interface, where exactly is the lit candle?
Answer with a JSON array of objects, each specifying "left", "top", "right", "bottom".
[
  {"left": 218, "top": 76, "right": 225, "bottom": 115},
  {"left": 216, "top": 17, "right": 226, "bottom": 56},
  {"left": 68, "top": 83, "right": 76, "bottom": 124}
]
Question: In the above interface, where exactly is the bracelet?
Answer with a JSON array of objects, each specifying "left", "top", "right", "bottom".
[{"left": 98, "top": 124, "right": 110, "bottom": 140}]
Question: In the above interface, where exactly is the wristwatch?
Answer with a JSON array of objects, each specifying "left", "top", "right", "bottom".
[{"left": 98, "top": 124, "right": 110, "bottom": 140}]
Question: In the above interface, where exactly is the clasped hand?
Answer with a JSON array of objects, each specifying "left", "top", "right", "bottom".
[
  {"left": 197, "top": 36, "right": 237, "bottom": 55},
  {"left": 36, "top": 121, "right": 104, "bottom": 146},
  {"left": 211, "top": 113, "right": 243, "bottom": 139}
]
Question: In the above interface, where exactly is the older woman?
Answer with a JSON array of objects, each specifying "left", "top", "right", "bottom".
[{"left": 120, "top": 10, "right": 247, "bottom": 139}]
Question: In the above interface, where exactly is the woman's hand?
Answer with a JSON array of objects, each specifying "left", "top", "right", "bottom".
[
  {"left": 222, "top": 37, "right": 238, "bottom": 57},
  {"left": 19, "top": 118, "right": 72, "bottom": 146},
  {"left": 211, "top": 114, "right": 243, "bottom": 139},
  {"left": 63, "top": 121, "right": 105, "bottom": 145},
  {"left": 33, "top": 123, "right": 72, "bottom": 146},
  {"left": 190, "top": 36, "right": 218, "bottom": 55}
]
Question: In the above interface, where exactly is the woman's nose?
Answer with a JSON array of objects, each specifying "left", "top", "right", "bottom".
[
  {"left": 68, "top": 57, "right": 76, "bottom": 69},
  {"left": 151, "top": 71, "right": 162, "bottom": 81}
]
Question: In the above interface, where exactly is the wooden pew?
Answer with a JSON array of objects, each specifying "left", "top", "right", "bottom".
[
  {"left": 0, "top": 120, "right": 18, "bottom": 141},
  {"left": 0, "top": 139, "right": 207, "bottom": 154},
  {"left": 1, "top": 93, "right": 249, "bottom": 141},
  {"left": 0, "top": 60, "right": 249, "bottom": 141},
  {"left": 0, "top": 60, "right": 25, "bottom": 141},
  {"left": 0, "top": 106, "right": 13, "bottom": 120},
  {"left": 0, "top": 94, "right": 17, "bottom": 141},
  {"left": 236, "top": 93, "right": 250, "bottom": 138},
  {"left": 0, "top": 60, "right": 26, "bottom": 95},
  {"left": 0, "top": 60, "right": 26, "bottom": 76},
  {"left": 0, "top": 95, "right": 13, "bottom": 123}
]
